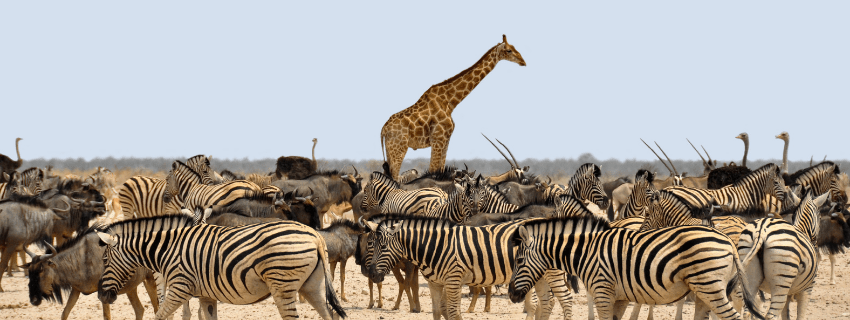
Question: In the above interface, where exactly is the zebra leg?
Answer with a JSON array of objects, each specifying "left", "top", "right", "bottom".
[
  {"left": 613, "top": 300, "right": 630, "bottom": 320},
  {"left": 692, "top": 287, "right": 740, "bottom": 320},
  {"left": 197, "top": 298, "right": 216, "bottom": 320},
  {"left": 296, "top": 260, "right": 339, "bottom": 320},
  {"left": 543, "top": 270, "right": 575, "bottom": 320},
  {"left": 443, "top": 281, "right": 464, "bottom": 320},
  {"left": 391, "top": 265, "right": 406, "bottom": 310},
  {"left": 466, "top": 286, "right": 480, "bottom": 313},
  {"left": 126, "top": 288, "right": 146, "bottom": 320},
  {"left": 675, "top": 297, "right": 687, "bottom": 320},
  {"left": 647, "top": 305, "right": 654, "bottom": 320},
  {"left": 60, "top": 289, "right": 81, "bottom": 320},
  {"left": 532, "top": 278, "right": 553, "bottom": 320},
  {"left": 830, "top": 253, "right": 837, "bottom": 285},
  {"left": 427, "top": 281, "right": 446, "bottom": 320},
  {"left": 154, "top": 284, "right": 194, "bottom": 320},
  {"left": 588, "top": 286, "right": 618, "bottom": 320},
  {"left": 143, "top": 273, "right": 160, "bottom": 313},
  {"left": 627, "top": 304, "right": 642, "bottom": 320}
]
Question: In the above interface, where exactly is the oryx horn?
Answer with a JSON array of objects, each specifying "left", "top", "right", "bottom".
[
  {"left": 654, "top": 141, "right": 679, "bottom": 177},
  {"left": 641, "top": 139, "right": 674, "bottom": 176},
  {"left": 495, "top": 138, "right": 521, "bottom": 170},
  {"left": 482, "top": 133, "right": 516, "bottom": 169},
  {"left": 687, "top": 139, "right": 708, "bottom": 167}
]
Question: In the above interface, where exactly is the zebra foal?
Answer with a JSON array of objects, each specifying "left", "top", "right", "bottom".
[{"left": 96, "top": 214, "right": 346, "bottom": 320}]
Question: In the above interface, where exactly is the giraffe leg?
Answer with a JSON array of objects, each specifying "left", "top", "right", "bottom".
[
  {"left": 428, "top": 133, "right": 451, "bottom": 173},
  {"left": 387, "top": 138, "right": 409, "bottom": 181}
]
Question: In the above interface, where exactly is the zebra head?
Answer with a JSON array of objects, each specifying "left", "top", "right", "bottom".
[
  {"left": 569, "top": 163, "right": 609, "bottom": 210},
  {"left": 185, "top": 154, "right": 217, "bottom": 185},
  {"left": 622, "top": 169, "right": 656, "bottom": 219},
  {"left": 509, "top": 225, "right": 546, "bottom": 303},
  {"left": 364, "top": 218, "right": 403, "bottom": 283},
  {"left": 767, "top": 165, "right": 787, "bottom": 204},
  {"left": 638, "top": 190, "right": 667, "bottom": 231},
  {"left": 96, "top": 231, "right": 136, "bottom": 304},
  {"left": 466, "top": 175, "right": 486, "bottom": 218}
]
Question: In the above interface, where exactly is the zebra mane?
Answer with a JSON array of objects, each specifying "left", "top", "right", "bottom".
[
  {"left": 518, "top": 214, "right": 611, "bottom": 233},
  {"left": 554, "top": 194, "right": 594, "bottom": 218},
  {"left": 186, "top": 154, "right": 209, "bottom": 167},
  {"left": 657, "top": 190, "right": 705, "bottom": 219},
  {"left": 369, "top": 171, "right": 401, "bottom": 189},
  {"left": 105, "top": 214, "right": 196, "bottom": 236},
  {"left": 367, "top": 213, "right": 459, "bottom": 228},
  {"left": 173, "top": 160, "right": 202, "bottom": 179},
  {"left": 788, "top": 161, "right": 839, "bottom": 183},
  {"left": 731, "top": 163, "right": 779, "bottom": 188},
  {"left": 406, "top": 165, "right": 460, "bottom": 184},
  {"left": 321, "top": 218, "right": 365, "bottom": 233},
  {"left": 21, "top": 166, "right": 43, "bottom": 180},
  {"left": 483, "top": 183, "right": 511, "bottom": 204}
]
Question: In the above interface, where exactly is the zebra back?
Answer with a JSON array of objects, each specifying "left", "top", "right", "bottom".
[
  {"left": 639, "top": 190, "right": 703, "bottom": 231},
  {"left": 667, "top": 163, "right": 785, "bottom": 218},
  {"left": 119, "top": 176, "right": 181, "bottom": 219},
  {"left": 363, "top": 171, "right": 447, "bottom": 215},
  {"left": 481, "top": 183, "right": 519, "bottom": 214}
]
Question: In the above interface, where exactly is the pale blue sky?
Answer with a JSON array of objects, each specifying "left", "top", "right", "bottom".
[{"left": 1, "top": 2, "right": 847, "bottom": 163}]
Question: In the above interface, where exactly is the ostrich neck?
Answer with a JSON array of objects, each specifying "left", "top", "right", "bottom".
[
  {"left": 312, "top": 141, "right": 317, "bottom": 164},
  {"left": 742, "top": 139, "right": 748, "bottom": 167},
  {"left": 782, "top": 139, "right": 789, "bottom": 174},
  {"left": 15, "top": 139, "right": 20, "bottom": 162}
]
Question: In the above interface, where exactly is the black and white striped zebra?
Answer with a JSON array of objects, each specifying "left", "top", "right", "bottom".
[
  {"left": 785, "top": 161, "right": 843, "bottom": 204},
  {"left": 360, "top": 171, "right": 447, "bottom": 216},
  {"left": 184, "top": 154, "right": 217, "bottom": 185},
  {"left": 19, "top": 167, "right": 45, "bottom": 195},
  {"left": 736, "top": 189, "right": 828, "bottom": 319},
  {"left": 508, "top": 215, "right": 765, "bottom": 320},
  {"left": 117, "top": 176, "right": 182, "bottom": 219},
  {"left": 164, "top": 160, "right": 263, "bottom": 223},
  {"left": 666, "top": 163, "right": 786, "bottom": 217},
  {"left": 0, "top": 171, "right": 25, "bottom": 200},
  {"left": 362, "top": 214, "right": 552, "bottom": 320},
  {"left": 95, "top": 214, "right": 345, "bottom": 319}
]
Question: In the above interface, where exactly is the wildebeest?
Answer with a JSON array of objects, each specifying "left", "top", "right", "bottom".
[
  {"left": 25, "top": 227, "right": 159, "bottom": 320},
  {"left": 317, "top": 219, "right": 365, "bottom": 302},
  {"left": 0, "top": 193, "right": 71, "bottom": 291},
  {"left": 270, "top": 169, "right": 362, "bottom": 227}
]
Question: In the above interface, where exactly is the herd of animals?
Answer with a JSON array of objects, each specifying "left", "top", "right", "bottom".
[{"left": 0, "top": 35, "right": 848, "bottom": 320}]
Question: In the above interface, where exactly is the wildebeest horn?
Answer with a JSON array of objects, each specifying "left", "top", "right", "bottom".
[
  {"left": 495, "top": 138, "right": 520, "bottom": 169},
  {"left": 44, "top": 241, "right": 57, "bottom": 256},
  {"left": 547, "top": 176, "right": 552, "bottom": 185},
  {"left": 641, "top": 139, "right": 674, "bottom": 176},
  {"left": 482, "top": 133, "right": 516, "bottom": 169},
  {"left": 351, "top": 165, "right": 359, "bottom": 177},
  {"left": 53, "top": 199, "right": 71, "bottom": 213},
  {"left": 464, "top": 163, "right": 469, "bottom": 171},
  {"left": 687, "top": 139, "right": 708, "bottom": 167},
  {"left": 654, "top": 141, "right": 679, "bottom": 177},
  {"left": 24, "top": 247, "right": 38, "bottom": 259},
  {"left": 69, "top": 197, "right": 85, "bottom": 204}
]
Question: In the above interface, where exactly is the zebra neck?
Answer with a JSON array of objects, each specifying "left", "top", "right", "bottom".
[
  {"left": 397, "top": 222, "right": 455, "bottom": 270},
  {"left": 548, "top": 233, "right": 595, "bottom": 276},
  {"left": 124, "top": 230, "right": 181, "bottom": 273}
]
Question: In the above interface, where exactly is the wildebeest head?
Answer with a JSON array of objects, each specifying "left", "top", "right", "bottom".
[{"left": 24, "top": 242, "right": 68, "bottom": 306}]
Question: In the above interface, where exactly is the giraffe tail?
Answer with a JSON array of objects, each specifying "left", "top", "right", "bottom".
[{"left": 380, "top": 130, "right": 387, "bottom": 162}]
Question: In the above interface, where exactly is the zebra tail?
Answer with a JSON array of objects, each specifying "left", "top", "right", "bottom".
[
  {"left": 318, "top": 238, "right": 347, "bottom": 318},
  {"left": 734, "top": 252, "right": 764, "bottom": 320},
  {"left": 739, "top": 221, "right": 769, "bottom": 269}
]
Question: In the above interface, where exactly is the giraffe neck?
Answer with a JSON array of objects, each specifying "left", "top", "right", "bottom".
[{"left": 434, "top": 44, "right": 504, "bottom": 113}]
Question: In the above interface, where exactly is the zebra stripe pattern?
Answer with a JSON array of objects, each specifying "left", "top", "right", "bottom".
[
  {"left": 184, "top": 154, "right": 217, "bottom": 185},
  {"left": 118, "top": 176, "right": 181, "bottom": 219},
  {"left": 363, "top": 215, "right": 549, "bottom": 320},
  {"left": 164, "top": 160, "right": 263, "bottom": 223},
  {"left": 360, "top": 171, "right": 447, "bottom": 216},
  {"left": 787, "top": 161, "right": 843, "bottom": 203},
  {"left": 509, "top": 215, "right": 765, "bottom": 320},
  {"left": 736, "top": 190, "right": 828, "bottom": 319},
  {"left": 666, "top": 163, "right": 786, "bottom": 217},
  {"left": 96, "top": 214, "right": 345, "bottom": 319}
]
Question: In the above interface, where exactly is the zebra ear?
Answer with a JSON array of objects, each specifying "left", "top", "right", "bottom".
[
  {"left": 517, "top": 226, "right": 533, "bottom": 246},
  {"left": 387, "top": 222, "right": 403, "bottom": 235},
  {"left": 814, "top": 192, "right": 830, "bottom": 208},
  {"left": 554, "top": 195, "right": 564, "bottom": 208},
  {"left": 96, "top": 232, "right": 117, "bottom": 246},
  {"left": 181, "top": 209, "right": 193, "bottom": 217},
  {"left": 203, "top": 208, "right": 213, "bottom": 222}
]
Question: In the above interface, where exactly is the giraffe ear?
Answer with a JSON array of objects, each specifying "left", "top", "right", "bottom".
[{"left": 503, "top": 34, "right": 507, "bottom": 44}]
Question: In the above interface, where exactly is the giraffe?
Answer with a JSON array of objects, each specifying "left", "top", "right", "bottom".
[{"left": 380, "top": 35, "right": 526, "bottom": 180}]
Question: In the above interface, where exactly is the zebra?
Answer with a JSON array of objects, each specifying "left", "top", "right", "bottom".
[
  {"left": 163, "top": 160, "right": 263, "bottom": 223},
  {"left": 184, "top": 154, "right": 217, "bottom": 185},
  {"left": 785, "top": 161, "right": 844, "bottom": 204},
  {"left": 360, "top": 171, "right": 448, "bottom": 216},
  {"left": 95, "top": 214, "right": 345, "bottom": 320},
  {"left": 117, "top": 176, "right": 182, "bottom": 219},
  {"left": 425, "top": 186, "right": 476, "bottom": 223},
  {"left": 19, "top": 167, "right": 45, "bottom": 195},
  {"left": 508, "top": 215, "right": 765, "bottom": 320},
  {"left": 736, "top": 189, "right": 828, "bottom": 319},
  {"left": 0, "top": 171, "right": 24, "bottom": 200},
  {"left": 362, "top": 214, "right": 553, "bottom": 320},
  {"left": 552, "top": 163, "right": 610, "bottom": 212},
  {"left": 665, "top": 163, "right": 786, "bottom": 218},
  {"left": 247, "top": 172, "right": 277, "bottom": 188}
]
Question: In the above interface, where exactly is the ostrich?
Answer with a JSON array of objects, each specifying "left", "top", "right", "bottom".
[
  {"left": 0, "top": 138, "right": 22, "bottom": 183},
  {"left": 706, "top": 133, "right": 752, "bottom": 189},
  {"left": 274, "top": 138, "right": 318, "bottom": 180},
  {"left": 776, "top": 131, "right": 790, "bottom": 175}
]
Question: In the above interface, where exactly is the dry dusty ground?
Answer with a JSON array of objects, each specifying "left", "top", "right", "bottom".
[{"left": 2, "top": 250, "right": 850, "bottom": 320}]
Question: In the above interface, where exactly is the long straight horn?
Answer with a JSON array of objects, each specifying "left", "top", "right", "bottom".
[
  {"left": 482, "top": 133, "right": 516, "bottom": 169},
  {"left": 495, "top": 138, "right": 521, "bottom": 169},
  {"left": 654, "top": 141, "right": 679, "bottom": 176},
  {"left": 687, "top": 139, "right": 707, "bottom": 167},
  {"left": 701, "top": 145, "right": 713, "bottom": 164},
  {"left": 641, "top": 139, "right": 674, "bottom": 176}
]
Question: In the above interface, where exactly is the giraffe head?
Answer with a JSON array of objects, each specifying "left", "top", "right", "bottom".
[{"left": 499, "top": 35, "right": 526, "bottom": 66}]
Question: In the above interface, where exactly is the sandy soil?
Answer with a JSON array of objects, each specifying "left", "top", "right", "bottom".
[{"left": 1, "top": 250, "right": 850, "bottom": 320}]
